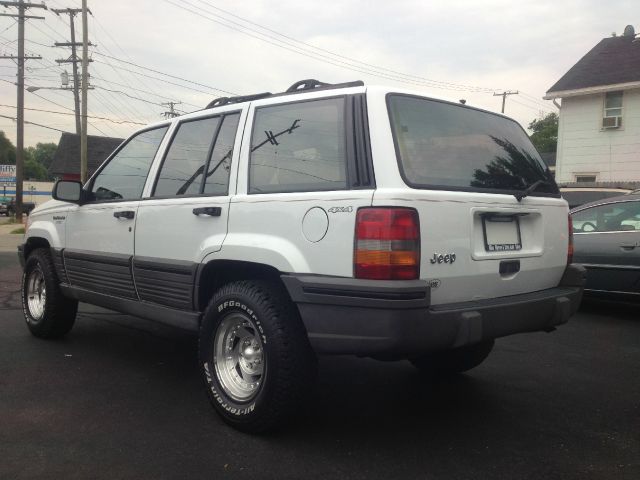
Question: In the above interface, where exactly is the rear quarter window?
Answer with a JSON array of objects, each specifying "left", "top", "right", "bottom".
[{"left": 249, "top": 97, "right": 347, "bottom": 194}]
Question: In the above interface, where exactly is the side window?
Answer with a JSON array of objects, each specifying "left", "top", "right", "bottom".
[
  {"left": 154, "top": 113, "right": 240, "bottom": 197},
  {"left": 203, "top": 113, "right": 240, "bottom": 195},
  {"left": 154, "top": 116, "right": 221, "bottom": 197},
  {"left": 249, "top": 97, "right": 347, "bottom": 194},
  {"left": 573, "top": 202, "right": 640, "bottom": 233},
  {"left": 91, "top": 126, "right": 168, "bottom": 201}
]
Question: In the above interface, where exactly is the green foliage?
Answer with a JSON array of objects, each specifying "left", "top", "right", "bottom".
[
  {"left": 26, "top": 142, "right": 57, "bottom": 170},
  {"left": 0, "top": 131, "right": 56, "bottom": 180},
  {"left": 10, "top": 227, "right": 25, "bottom": 235},
  {"left": 528, "top": 112, "right": 558, "bottom": 153},
  {"left": 0, "top": 131, "right": 16, "bottom": 165}
]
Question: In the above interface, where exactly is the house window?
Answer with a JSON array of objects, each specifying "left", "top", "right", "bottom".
[
  {"left": 602, "top": 92, "right": 623, "bottom": 128},
  {"left": 575, "top": 174, "right": 597, "bottom": 183}
]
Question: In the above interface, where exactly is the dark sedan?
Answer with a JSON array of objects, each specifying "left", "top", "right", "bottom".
[{"left": 571, "top": 194, "right": 640, "bottom": 299}]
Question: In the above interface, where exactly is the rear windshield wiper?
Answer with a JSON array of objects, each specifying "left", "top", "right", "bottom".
[{"left": 514, "top": 179, "right": 549, "bottom": 202}]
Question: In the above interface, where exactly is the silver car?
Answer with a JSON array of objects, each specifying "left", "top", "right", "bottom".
[{"left": 571, "top": 194, "right": 640, "bottom": 298}]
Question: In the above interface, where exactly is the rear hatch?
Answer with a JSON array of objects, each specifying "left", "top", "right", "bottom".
[{"left": 375, "top": 94, "right": 569, "bottom": 305}]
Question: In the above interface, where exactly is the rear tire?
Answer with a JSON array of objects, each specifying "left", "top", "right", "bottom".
[
  {"left": 21, "top": 248, "right": 78, "bottom": 339},
  {"left": 198, "top": 280, "right": 317, "bottom": 433},
  {"left": 410, "top": 340, "right": 495, "bottom": 377}
]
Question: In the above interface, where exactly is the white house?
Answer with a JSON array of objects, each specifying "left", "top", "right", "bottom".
[{"left": 544, "top": 25, "right": 640, "bottom": 184}]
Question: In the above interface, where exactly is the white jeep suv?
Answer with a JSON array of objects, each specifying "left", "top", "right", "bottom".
[{"left": 19, "top": 79, "right": 585, "bottom": 432}]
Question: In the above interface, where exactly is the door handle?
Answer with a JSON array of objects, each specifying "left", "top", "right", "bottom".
[
  {"left": 620, "top": 243, "right": 637, "bottom": 250},
  {"left": 113, "top": 210, "right": 135, "bottom": 220},
  {"left": 193, "top": 207, "right": 222, "bottom": 217}
]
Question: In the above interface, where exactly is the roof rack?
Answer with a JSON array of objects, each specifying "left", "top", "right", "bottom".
[
  {"left": 204, "top": 79, "right": 364, "bottom": 109},
  {"left": 205, "top": 92, "right": 272, "bottom": 109}
]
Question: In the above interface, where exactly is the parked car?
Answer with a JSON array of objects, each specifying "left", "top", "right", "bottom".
[
  {"left": 0, "top": 196, "right": 11, "bottom": 216},
  {"left": 18, "top": 79, "right": 585, "bottom": 432},
  {"left": 571, "top": 194, "right": 640, "bottom": 298},
  {"left": 561, "top": 187, "right": 631, "bottom": 209},
  {"left": 6, "top": 198, "right": 36, "bottom": 216}
]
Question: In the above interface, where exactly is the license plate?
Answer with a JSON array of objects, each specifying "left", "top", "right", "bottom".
[{"left": 482, "top": 215, "right": 522, "bottom": 252}]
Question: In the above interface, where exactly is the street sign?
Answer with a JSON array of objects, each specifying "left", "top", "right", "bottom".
[{"left": 0, "top": 164, "right": 16, "bottom": 184}]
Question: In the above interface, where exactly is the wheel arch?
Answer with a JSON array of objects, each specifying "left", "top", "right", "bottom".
[
  {"left": 23, "top": 236, "right": 51, "bottom": 260},
  {"left": 195, "top": 259, "right": 289, "bottom": 312}
]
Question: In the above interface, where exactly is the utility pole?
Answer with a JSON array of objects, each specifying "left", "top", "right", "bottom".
[
  {"left": 493, "top": 90, "right": 519, "bottom": 114},
  {"left": 162, "top": 101, "right": 181, "bottom": 119},
  {"left": 52, "top": 7, "right": 90, "bottom": 135},
  {"left": 0, "top": 1, "right": 47, "bottom": 223},
  {"left": 80, "top": 0, "right": 88, "bottom": 183},
  {"left": 53, "top": 3, "right": 91, "bottom": 182}
]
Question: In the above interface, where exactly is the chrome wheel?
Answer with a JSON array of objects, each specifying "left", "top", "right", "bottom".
[
  {"left": 26, "top": 266, "right": 46, "bottom": 321},
  {"left": 213, "top": 312, "right": 265, "bottom": 402}
]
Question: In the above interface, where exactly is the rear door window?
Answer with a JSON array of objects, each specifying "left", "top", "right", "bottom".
[
  {"left": 153, "top": 112, "right": 240, "bottom": 197},
  {"left": 387, "top": 94, "right": 557, "bottom": 195},
  {"left": 249, "top": 97, "right": 347, "bottom": 193}
]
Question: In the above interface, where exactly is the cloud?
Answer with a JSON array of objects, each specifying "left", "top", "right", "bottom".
[{"left": 0, "top": 0, "right": 634, "bottom": 146}]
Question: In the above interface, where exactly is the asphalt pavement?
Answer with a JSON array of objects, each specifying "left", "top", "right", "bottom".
[{"left": 0, "top": 251, "right": 638, "bottom": 479}]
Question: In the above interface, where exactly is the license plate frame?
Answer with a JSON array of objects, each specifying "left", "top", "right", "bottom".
[{"left": 482, "top": 214, "right": 522, "bottom": 252}]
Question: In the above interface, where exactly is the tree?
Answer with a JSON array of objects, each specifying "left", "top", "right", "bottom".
[
  {"left": 26, "top": 142, "right": 57, "bottom": 170},
  {"left": 0, "top": 130, "right": 16, "bottom": 165},
  {"left": 0, "top": 130, "right": 55, "bottom": 180},
  {"left": 528, "top": 112, "right": 558, "bottom": 153}
]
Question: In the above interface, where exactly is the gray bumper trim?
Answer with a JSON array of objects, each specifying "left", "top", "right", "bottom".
[{"left": 282, "top": 265, "right": 585, "bottom": 356}]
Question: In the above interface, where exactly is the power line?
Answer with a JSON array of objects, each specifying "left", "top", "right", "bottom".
[
  {"left": 91, "top": 58, "right": 226, "bottom": 97},
  {"left": 0, "top": 113, "right": 68, "bottom": 132},
  {"left": 94, "top": 84, "right": 163, "bottom": 106},
  {"left": 0, "top": 102, "right": 147, "bottom": 125},
  {"left": 165, "top": 0, "right": 497, "bottom": 93},
  {"left": 92, "top": 50, "right": 236, "bottom": 95},
  {"left": 197, "top": 0, "right": 498, "bottom": 94}
]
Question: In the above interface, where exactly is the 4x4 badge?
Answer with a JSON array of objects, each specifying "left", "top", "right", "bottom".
[{"left": 327, "top": 206, "right": 353, "bottom": 213}]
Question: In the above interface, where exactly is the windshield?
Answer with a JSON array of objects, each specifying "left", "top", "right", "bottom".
[{"left": 387, "top": 94, "right": 558, "bottom": 195}]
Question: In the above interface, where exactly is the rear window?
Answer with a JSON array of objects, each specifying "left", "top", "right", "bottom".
[{"left": 387, "top": 94, "right": 557, "bottom": 195}]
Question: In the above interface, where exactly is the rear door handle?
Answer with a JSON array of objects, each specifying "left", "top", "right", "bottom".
[
  {"left": 193, "top": 207, "right": 222, "bottom": 217},
  {"left": 113, "top": 210, "right": 135, "bottom": 220},
  {"left": 620, "top": 243, "right": 637, "bottom": 250}
]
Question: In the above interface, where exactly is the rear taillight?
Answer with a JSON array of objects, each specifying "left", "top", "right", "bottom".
[
  {"left": 567, "top": 214, "right": 574, "bottom": 264},
  {"left": 354, "top": 207, "right": 420, "bottom": 280}
]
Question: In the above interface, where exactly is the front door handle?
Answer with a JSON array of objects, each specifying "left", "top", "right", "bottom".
[
  {"left": 113, "top": 210, "right": 135, "bottom": 220},
  {"left": 193, "top": 207, "right": 222, "bottom": 217},
  {"left": 620, "top": 243, "right": 637, "bottom": 250}
]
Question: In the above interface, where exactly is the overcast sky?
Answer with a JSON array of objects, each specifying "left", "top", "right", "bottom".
[{"left": 0, "top": 0, "right": 634, "bottom": 147}]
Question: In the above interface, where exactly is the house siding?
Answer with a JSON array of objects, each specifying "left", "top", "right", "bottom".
[{"left": 556, "top": 88, "right": 640, "bottom": 183}]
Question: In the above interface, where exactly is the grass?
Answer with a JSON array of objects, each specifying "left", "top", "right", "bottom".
[
  {"left": 10, "top": 227, "right": 25, "bottom": 235},
  {"left": 0, "top": 216, "right": 19, "bottom": 225}
]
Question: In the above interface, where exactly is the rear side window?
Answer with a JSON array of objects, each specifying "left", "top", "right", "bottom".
[
  {"left": 387, "top": 95, "right": 557, "bottom": 195},
  {"left": 153, "top": 113, "right": 240, "bottom": 197},
  {"left": 249, "top": 97, "right": 347, "bottom": 194},
  {"left": 92, "top": 126, "right": 168, "bottom": 201},
  {"left": 154, "top": 116, "right": 221, "bottom": 196},
  {"left": 204, "top": 114, "right": 241, "bottom": 195},
  {"left": 572, "top": 201, "right": 640, "bottom": 233}
]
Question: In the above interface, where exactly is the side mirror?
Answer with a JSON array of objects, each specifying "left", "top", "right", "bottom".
[{"left": 52, "top": 180, "right": 83, "bottom": 204}]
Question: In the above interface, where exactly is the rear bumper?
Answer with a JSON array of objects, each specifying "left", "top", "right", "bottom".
[{"left": 282, "top": 264, "right": 586, "bottom": 356}]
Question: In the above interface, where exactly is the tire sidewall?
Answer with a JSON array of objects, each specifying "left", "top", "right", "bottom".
[
  {"left": 21, "top": 252, "right": 48, "bottom": 328},
  {"left": 199, "top": 289, "right": 276, "bottom": 424}
]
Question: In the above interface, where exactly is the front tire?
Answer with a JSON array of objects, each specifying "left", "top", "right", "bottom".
[
  {"left": 410, "top": 340, "right": 495, "bottom": 377},
  {"left": 198, "top": 280, "right": 316, "bottom": 433},
  {"left": 22, "top": 248, "right": 78, "bottom": 338}
]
